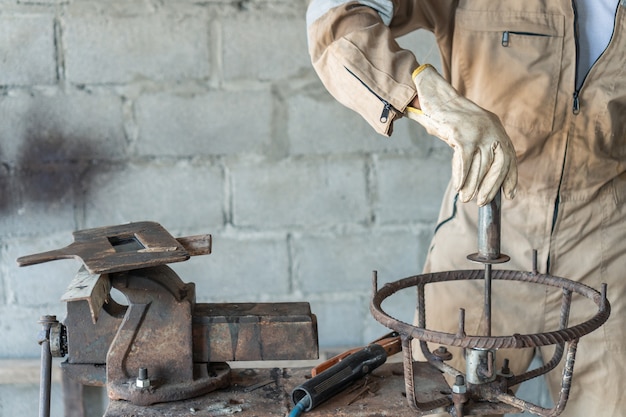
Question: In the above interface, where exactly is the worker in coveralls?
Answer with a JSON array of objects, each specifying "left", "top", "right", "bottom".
[{"left": 306, "top": 1, "right": 625, "bottom": 416}]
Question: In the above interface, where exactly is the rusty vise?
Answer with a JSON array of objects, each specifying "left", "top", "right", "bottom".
[{"left": 18, "top": 221, "right": 318, "bottom": 414}]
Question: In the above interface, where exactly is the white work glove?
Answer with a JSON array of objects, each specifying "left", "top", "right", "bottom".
[{"left": 405, "top": 64, "right": 517, "bottom": 206}]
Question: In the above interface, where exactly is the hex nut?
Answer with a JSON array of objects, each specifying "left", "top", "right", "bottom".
[
  {"left": 452, "top": 375, "right": 466, "bottom": 394},
  {"left": 452, "top": 383, "right": 467, "bottom": 394},
  {"left": 49, "top": 323, "right": 68, "bottom": 358},
  {"left": 434, "top": 346, "right": 453, "bottom": 361},
  {"left": 136, "top": 378, "right": 151, "bottom": 388}
]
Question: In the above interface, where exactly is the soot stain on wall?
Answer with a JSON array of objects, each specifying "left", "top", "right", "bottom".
[{"left": 12, "top": 130, "right": 101, "bottom": 213}]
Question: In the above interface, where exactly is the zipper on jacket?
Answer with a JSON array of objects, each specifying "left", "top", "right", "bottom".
[
  {"left": 345, "top": 66, "right": 395, "bottom": 123},
  {"left": 572, "top": 0, "right": 581, "bottom": 114},
  {"left": 571, "top": 1, "right": 621, "bottom": 114},
  {"left": 501, "top": 31, "right": 549, "bottom": 47},
  {"left": 572, "top": 90, "right": 580, "bottom": 114},
  {"left": 549, "top": 1, "right": 580, "bottom": 272}
]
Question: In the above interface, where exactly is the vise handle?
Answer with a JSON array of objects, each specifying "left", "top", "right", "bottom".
[{"left": 311, "top": 332, "right": 401, "bottom": 377}]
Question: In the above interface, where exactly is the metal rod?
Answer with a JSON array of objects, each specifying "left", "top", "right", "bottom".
[
  {"left": 372, "top": 270, "right": 378, "bottom": 293},
  {"left": 401, "top": 335, "right": 419, "bottom": 412},
  {"left": 38, "top": 315, "right": 57, "bottom": 417},
  {"left": 510, "top": 288, "right": 572, "bottom": 386},
  {"left": 483, "top": 264, "right": 492, "bottom": 337},
  {"left": 457, "top": 308, "right": 466, "bottom": 338},
  {"left": 500, "top": 340, "right": 579, "bottom": 416},
  {"left": 551, "top": 340, "right": 578, "bottom": 415}
]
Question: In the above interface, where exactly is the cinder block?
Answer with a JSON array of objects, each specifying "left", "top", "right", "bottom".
[
  {"left": 397, "top": 29, "right": 443, "bottom": 72},
  {"left": 308, "top": 297, "right": 366, "bottom": 348},
  {"left": 135, "top": 88, "right": 273, "bottom": 157},
  {"left": 0, "top": 208, "right": 76, "bottom": 247},
  {"left": 363, "top": 316, "right": 397, "bottom": 346},
  {"left": 292, "top": 230, "right": 423, "bottom": 295},
  {"left": 0, "top": 305, "right": 66, "bottom": 358},
  {"left": 0, "top": 264, "right": 4, "bottom": 307},
  {"left": 0, "top": 91, "right": 126, "bottom": 164},
  {"left": 0, "top": 166, "right": 78, "bottom": 238},
  {"left": 286, "top": 86, "right": 416, "bottom": 155},
  {"left": 0, "top": 382, "right": 64, "bottom": 417},
  {"left": 231, "top": 157, "right": 369, "bottom": 228},
  {"left": 170, "top": 233, "right": 290, "bottom": 302},
  {"left": 222, "top": 14, "right": 309, "bottom": 81},
  {"left": 376, "top": 153, "right": 451, "bottom": 224},
  {"left": 83, "top": 160, "right": 224, "bottom": 230},
  {"left": 64, "top": 14, "right": 210, "bottom": 84},
  {"left": 0, "top": 90, "right": 126, "bottom": 237},
  {"left": 363, "top": 289, "right": 418, "bottom": 343},
  {"left": 3, "top": 233, "right": 79, "bottom": 307},
  {"left": 19, "top": 0, "right": 66, "bottom": 4},
  {"left": 0, "top": 16, "right": 56, "bottom": 86}
]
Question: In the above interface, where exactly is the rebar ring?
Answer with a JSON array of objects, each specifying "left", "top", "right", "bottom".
[{"left": 370, "top": 269, "right": 610, "bottom": 350}]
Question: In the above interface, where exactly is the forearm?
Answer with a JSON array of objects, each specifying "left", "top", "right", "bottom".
[{"left": 307, "top": 2, "right": 419, "bottom": 136}]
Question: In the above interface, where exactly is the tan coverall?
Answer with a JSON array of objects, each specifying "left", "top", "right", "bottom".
[{"left": 307, "top": 1, "right": 626, "bottom": 416}]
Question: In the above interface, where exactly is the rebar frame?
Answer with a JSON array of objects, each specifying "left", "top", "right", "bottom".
[{"left": 370, "top": 267, "right": 610, "bottom": 416}]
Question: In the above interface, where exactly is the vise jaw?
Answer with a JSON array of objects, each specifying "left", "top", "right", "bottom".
[{"left": 18, "top": 221, "right": 318, "bottom": 406}]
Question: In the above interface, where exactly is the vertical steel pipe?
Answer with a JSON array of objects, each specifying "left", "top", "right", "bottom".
[
  {"left": 38, "top": 315, "right": 58, "bottom": 417},
  {"left": 477, "top": 192, "right": 502, "bottom": 260},
  {"left": 477, "top": 192, "right": 502, "bottom": 337},
  {"left": 467, "top": 191, "right": 510, "bottom": 337}
]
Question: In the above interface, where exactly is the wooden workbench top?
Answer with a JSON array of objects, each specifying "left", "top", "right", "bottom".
[{"left": 104, "top": 362, "right": 415, "bottom": 417}]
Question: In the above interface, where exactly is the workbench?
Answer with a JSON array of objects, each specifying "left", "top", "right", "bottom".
[{"left": 104, "top": 362, "right": 414, "bottom": 417}]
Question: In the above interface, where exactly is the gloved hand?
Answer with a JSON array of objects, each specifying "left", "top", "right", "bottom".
[{"left": 405, "top": 64, "right": 517, "bottom": 206}]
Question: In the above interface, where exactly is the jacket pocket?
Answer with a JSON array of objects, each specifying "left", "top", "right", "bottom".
[{"left": 451, "top": 9, "right": 565, "bottom": 135}]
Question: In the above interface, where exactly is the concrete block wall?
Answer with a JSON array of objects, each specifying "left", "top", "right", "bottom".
[{"left": 0, "top": 0, "right": 453, "bottom": 415}]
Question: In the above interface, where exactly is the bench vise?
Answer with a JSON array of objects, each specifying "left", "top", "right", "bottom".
[{"left": 18, "top": 221, "right": 318, "bottom": 413}]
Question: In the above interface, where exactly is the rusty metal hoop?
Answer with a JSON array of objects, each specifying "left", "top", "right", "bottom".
[{"left": 370, "top": 269, "right": 610, "bottom": 350}]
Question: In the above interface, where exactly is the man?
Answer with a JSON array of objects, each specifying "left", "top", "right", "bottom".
[{"left": 306, "top": 1, "right": 625, "bottom": 416}]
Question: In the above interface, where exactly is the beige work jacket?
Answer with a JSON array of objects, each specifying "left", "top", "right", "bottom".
[
  {"left": 309, "top": 1, "right": 626, "bottom": 381},
  {"left": 308, "top": 0, "right": 626, "bottom": 253},
  {"left": 308, "top": 0, "right": 626, "bottom": 202}
]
